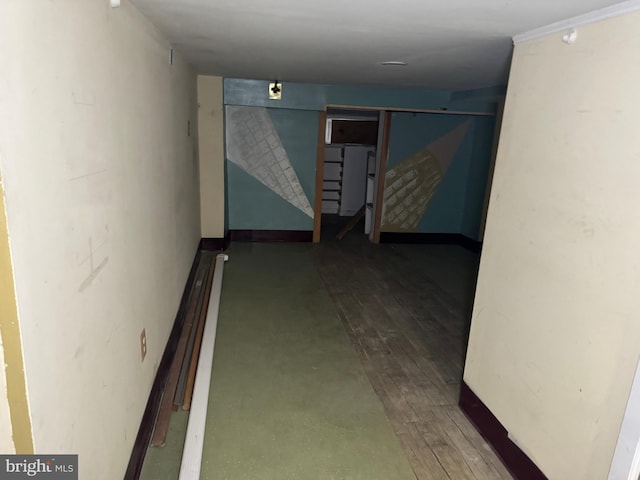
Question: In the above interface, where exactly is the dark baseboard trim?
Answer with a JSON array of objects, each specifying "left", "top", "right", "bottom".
[
  {"left": 229, "top": 229, "right": 312, "bottom": 243},
  {"left": 200, "top": 232, "right": 231, "bottom": 251},
  {"left": 459, "top": 382, "right": 548, "bottom": 480},
  {"left": 379, "top": 232, "right": 482, "bottom": 253},
  {"left": 124, "top": 249, "right": 202, "bottom": 480}
]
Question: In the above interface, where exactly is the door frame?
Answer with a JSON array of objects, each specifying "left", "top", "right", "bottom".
[
  {"left": 370, "top": 111, "right": 392, "bottom": 244},
  {"left": 312, "top": 111, "right": 327, "bottom": 243},
  {"left": 312, "top": 108, "right": 391, "bottom": 243}
]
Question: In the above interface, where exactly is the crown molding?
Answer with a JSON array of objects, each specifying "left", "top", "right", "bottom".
[{"left": 513, "top": 0, "right": 640, "bottom": 44}]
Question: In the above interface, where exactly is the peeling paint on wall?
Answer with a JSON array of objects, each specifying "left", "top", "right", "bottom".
[{"left": 225, "top": 106, "right": 314, "bottom": 218}]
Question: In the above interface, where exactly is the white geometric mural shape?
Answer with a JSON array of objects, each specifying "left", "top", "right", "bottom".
[{"left": 226, "top": 106, "right": 314, "bottom": 218}]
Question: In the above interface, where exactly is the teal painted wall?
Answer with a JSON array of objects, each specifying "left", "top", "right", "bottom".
[
  {"left": 461, "top": 116, "right": 495, "bottom": 239},
  {"left": 227, "top": 162, "right": 315, "bottom": 230},
  {"left": 417, "top": 121, "right": 473, "bottom": 234},
  {"left": 385, "top": 112, "right": 494, "bottom": 239},
  {"left": 226, "top": 107, "right": 319, "bottom": 230},
  {"left": 223, "top": 78, "right": 497, "bottom": 234},
  {"left": 225, "top": 78, "right": 497, "bottom": 114},
  {"left": 268, "top": 108, "right": 317, "bottom": 203}
]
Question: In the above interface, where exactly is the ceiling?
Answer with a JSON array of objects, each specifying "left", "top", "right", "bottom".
[{"left": 131, "top": 0, "right": 623, "bottom": 90}]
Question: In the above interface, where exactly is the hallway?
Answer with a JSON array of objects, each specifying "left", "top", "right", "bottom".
[
  {"left": 315, "top": 223, "right": 512, "bottom": 479},
  {"left": 141, "top": 236, "right": 512, "bottom": 479}
]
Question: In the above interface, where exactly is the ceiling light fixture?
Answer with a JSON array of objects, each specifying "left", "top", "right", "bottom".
[{"left": 379, "top": 61, "right": 408, "bottom": 67}]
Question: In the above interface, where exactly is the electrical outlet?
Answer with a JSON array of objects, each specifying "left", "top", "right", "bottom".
[{"left": 140, "top": 328, "right": 147, "bottom": 362}]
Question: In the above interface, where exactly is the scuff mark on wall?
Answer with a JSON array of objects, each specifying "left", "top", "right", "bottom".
[
  {"left": 78, "top": 257, "right": 109, "bottom": 293},
  {"left": 78, "top": 237, "right": 109, "bottom": 293},
  {"left": 71, "top": 89, "right": 96, "bottom": 106},
  {"left": 69, "top": 169, "right": 107, "bottom": 182},
  {"left": 225, "top": 106, "right": 314, "bottom": 218}
]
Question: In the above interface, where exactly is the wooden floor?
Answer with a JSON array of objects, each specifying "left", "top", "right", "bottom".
[{"left": 315, "top": 221, "right": 513, "bottom": 480}]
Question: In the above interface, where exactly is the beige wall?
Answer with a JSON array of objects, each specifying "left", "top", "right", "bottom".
[
  {"left": 198, "top": 75, "right": 226, "bottom": 237},
  {"left": 464, "top": 11, "right": 640, "bottom": 480},
  {"left": 0, "top": 176, "right": 32, "bottom": 454},
  {"left": 0, "top": 0, "right": 199, "bottom": 477}
]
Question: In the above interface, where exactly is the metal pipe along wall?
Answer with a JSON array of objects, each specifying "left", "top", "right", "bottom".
[{"left": 179, "top": 253, "right": 229, "bottom": 480}]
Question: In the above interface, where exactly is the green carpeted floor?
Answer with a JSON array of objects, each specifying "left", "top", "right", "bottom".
[{"left": 141, "top": 242, "right": 415, "bottom": 480}]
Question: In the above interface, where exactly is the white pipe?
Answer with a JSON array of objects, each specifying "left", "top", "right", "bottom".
[{"left": 179, "top": 253, "right": 229, "bottom": 480}]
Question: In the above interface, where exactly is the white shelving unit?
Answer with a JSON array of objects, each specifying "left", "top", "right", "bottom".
[
  {"left": 323, "top": 145, "right": 377, "bottom": 232},
  {"left": 322, "top": 146, "right": 343, "bottom": 214}
]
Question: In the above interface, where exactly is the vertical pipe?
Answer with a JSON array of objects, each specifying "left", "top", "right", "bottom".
[{"left": 178, "top": 253, "right": 229, "bottom": 480}]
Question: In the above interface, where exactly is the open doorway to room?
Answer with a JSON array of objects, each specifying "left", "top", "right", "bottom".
[{"left": 313, "top": 108, "right": 390, "bottom": 243}]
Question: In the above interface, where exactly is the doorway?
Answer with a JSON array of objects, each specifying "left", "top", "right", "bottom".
[{"left": 313, "top": 108, "right": 391, "bottom": 243}]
